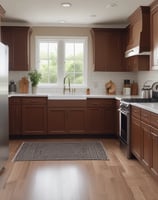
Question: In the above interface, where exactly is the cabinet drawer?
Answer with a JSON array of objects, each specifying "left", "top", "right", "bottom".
[
  {"left": 150, "top": 112, "right": 158, "bottom": 129},
  {"left": 141, "top": 109, "right": 151, "bottom": 124},
  {"left": 9, "top": 97, "right": 22, "bottom": 104},
  {"left": 22, "top": 97, "right": 47, "bottom": 105},
  {"left": 151, "top": 127, "right": 158, "bottom": 137},
  {"left": 87, "top": 99, "right": 115, "bottom": 108},
  {"left": 48, "top": 100, "right": 86, "bottom": 108},
  {"left": 131, "top": 106, "right": 141, "bottom": 119}
]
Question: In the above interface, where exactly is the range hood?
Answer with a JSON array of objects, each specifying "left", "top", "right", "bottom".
[
  {"left": 125, "top": 46, "right": 151, "bottom": 58},
  {"left": 125, "top": 6, "right": 150, "bottom": 58}
]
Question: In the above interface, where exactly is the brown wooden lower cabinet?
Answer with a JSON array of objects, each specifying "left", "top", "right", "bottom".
[
  {"left": 9, "top": 97, "right": 116, "bottom": 136},
  {"left": 47, "top": 100, "right": 86, "bottom": 134},
  {"left": 9, "top": 96, "right": 47, "bottom": 136},
  {"left": 141, "top": 122, "right": 152, "bottom": 168},
  {"left": 22, "top": 97, "right": 47, "bottom": 135},
  {"left": 151, "top": 127, "right": 158, "bottom": 176},
  {"left": 86, "top": 99, "right": 116, "bottom": 135},
  {"left": 9, "top": 97, "right": 22, "bottom": 136},
  {"left": 131, "top": 105, "right": 158, "bottom": 180},
  {"left": 131, "top": 116, "right": 142, "bottom": 160}
]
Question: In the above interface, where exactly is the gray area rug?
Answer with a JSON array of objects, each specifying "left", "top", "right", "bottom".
[{"left": 14, "top": 141, "right": 108, "bottom": 161}]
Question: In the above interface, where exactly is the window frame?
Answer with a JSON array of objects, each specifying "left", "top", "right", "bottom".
[{"left": 35, "top": 36, "right": 88, "bottom": 88}]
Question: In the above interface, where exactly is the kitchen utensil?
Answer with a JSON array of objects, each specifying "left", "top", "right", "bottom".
[
  {"left": 9, "top": 80, "right": 17, "bottom": 93},
  {"left": 152, "top": 82, "right": 158, "bottom": 99},
  {"left": 19, "top": 77, "right": 29, "bottom": 93},
  {"left": 141, "top": 80, "right": 153, "bottom": 99}
]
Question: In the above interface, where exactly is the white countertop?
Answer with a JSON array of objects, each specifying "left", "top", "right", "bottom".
[
  {"left": 131, "top": 102, "right": 158, "bottom": 114},
  {"left": 9, "top": 93, "right": 158, "bottom": 114}
]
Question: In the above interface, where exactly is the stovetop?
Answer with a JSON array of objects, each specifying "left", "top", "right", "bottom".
[{"left": 121, "top": 98, "right": 158, "bottom": 103}]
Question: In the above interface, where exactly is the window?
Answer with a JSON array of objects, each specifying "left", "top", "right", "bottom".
[{"left": 35, "top": 36, "right": 88, "bottom": 87}]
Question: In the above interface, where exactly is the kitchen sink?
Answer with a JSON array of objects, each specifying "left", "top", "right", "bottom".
[{"left": 48, "top": 94, "right": 87, "bottom": 100}]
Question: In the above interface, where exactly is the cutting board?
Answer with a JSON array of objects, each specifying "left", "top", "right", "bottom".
[{"left": 19, "top": 77, "right": 29, "bottom": 93}]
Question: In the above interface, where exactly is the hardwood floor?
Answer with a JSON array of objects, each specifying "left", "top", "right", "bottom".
[{"left": 0, "top": 138, "right": 158, "bottom": 200}]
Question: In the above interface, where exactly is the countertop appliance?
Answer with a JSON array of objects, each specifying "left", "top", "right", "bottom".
[
  {"left": 119, "top": 95, "right": 158, "bottom": 159},
  {"left": 141, "top": 80, "right": 153, "bottom": 99},
  {"left": 0, "top": 42, "right": 9, "bottom": 174}
]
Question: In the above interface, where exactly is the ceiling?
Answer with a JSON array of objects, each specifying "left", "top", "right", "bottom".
[{"left": 0, "top": 0, "right": 153, "bottom": 27}]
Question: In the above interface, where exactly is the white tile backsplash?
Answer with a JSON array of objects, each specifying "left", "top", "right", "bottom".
[
  {"left": 9, "top": 70, "right": 137, "bottom": 95},
  {"left": 137, "top": 71, "right": 158, "bottom": 94}
]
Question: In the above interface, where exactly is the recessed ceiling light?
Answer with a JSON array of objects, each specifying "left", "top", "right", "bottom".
[
  {"left": 90, "top": 14, "right": 96, "bottom": 18},
  {"left": 61, "top": 2, "right": 72, "bottom": 8},
  {"left": 106, "top": 2, "right": 118, "bottom": 8}
]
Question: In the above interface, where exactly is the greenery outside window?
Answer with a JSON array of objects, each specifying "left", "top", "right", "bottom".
[{"left": 35, "top": 36, "right": 88, "bottom": 87}]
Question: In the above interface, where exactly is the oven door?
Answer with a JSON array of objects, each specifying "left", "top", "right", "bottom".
[{"left": 119, "top": 109, "right": 131, "bottom": 158}]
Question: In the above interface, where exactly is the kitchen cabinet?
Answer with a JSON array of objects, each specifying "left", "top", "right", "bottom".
[
  {"left": 22, "top": 97, "right": 47, "bottom": 135},
  {"left": 141, "top": 109, "right": 152, "bottom": 168},
  {"left": 91, "top": 28, "right": 126, "bottom": 72},
  {"left": 126, "top": 6, "right": 150, "bottom": 55},
  {"left": 131, "top": 105, "right": 158, "bottom": 180},
  {"left": 150, "top": 0, "right": 158, "bottom": 70},
  {"left": 1, "top": 26, "right": 31, "bottom": 71},
  {"left": 9, "top": 97, "right": 22, "bottom": 137},
  {"left": 116, "top": 99, "right": 120, "bottom": 138},
  {"left": 131, "top": 106, "right": 142, "bottom": 160},
  {"left": 48, "top": 100, "right": 86, "bottom": 134},
  {"left": 150, "top": 127, "right": 158, "bottom": 176},
  {"left": 126, "top": 55, "right": 149, "bottom": 71},
  {"left": 150, "top": 112, "right": 158, "bottom": 176},
  {"left": 86, "top": 99, "right": 116, "bottom": 135}
]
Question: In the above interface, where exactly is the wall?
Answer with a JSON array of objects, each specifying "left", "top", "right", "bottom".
[
  {"left": 9, "top": 26, "right": 137, "bottom": 95},
  {"left": 137, "top": 71, "right": 158, "bottom": 93}
]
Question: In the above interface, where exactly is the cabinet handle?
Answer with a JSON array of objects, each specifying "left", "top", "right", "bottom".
[{"left": 151, "top": 132, "right": 158, "bottom": 137}]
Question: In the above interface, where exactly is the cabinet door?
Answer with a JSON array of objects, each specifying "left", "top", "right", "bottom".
[
  {"left": 91, "top": 28, "right": 125, "bottom": 71},
  {"left": 1, "top": 27, "right": 14, "bottom": 68},
  {"left": 126, "top": 56, "right": 149, "bottom": 71},
  {"left": 151, "top": 128, "right": 158, "bottom": 176},
  {"left": 141, "top": 122, "right": 152, "bottom": 168},
  {"left": 13, "top": 27, "right": 30, "bottom": 71},
  {"left": 87, "top": 107, "right": 105, "bottom": 133},
  {"left": 131, "top": 116, "right": 142, "bottom": 160},
  {"left": 1, "top": 26, "right": 30, "bottom": 71},
  {"left": 67, "top": 109, "right": 86, "bottom": 133},
  {"left": 9, "top": 98, "right": 22, "bottom": 136},
  {"left": 151, "top": 4, "right": 158, "bottom": 69},
  {"left": 22, "top": 105, "right": 47, "bottom": 135},
  {"left": 48, "top": 108, "right": 66, "bottom": 134}
]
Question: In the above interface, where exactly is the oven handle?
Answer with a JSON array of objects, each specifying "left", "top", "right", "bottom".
[{"left": 118, "top": 108, "right": 129, "bottom": 116}]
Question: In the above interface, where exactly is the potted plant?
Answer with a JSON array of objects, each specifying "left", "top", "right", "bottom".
[{"left": 28, "top": 69, "right": 42, "bottom": 93}]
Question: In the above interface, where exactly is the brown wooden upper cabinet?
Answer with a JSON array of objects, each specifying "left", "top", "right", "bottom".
[
  {"left": 125, "top": 6, "right": 150, "bottom": 71},
  {"left": 150, "top": 0, "right": 158, "bottom": 70},
  {"left": 1, "top": 26, "right": 31, "bottom": 71},
  {"left": 91, "top": 28, "right": 126, "bottom": 72}
]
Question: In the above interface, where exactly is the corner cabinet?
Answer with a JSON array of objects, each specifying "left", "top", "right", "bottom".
[
  {"left": 1, "top": 26, "right": 31, "bottom": 71},
  {"left": 150, "top": 0, "right": 158, "bottom": 70},
  {"left": 91, "top": 28, "right": 126, "bottom": 72},
  {"left": 9, "top": 96, "right": 47, "bottom": 137}
]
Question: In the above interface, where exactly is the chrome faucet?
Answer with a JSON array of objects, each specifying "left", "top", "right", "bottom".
[{"left": 63, "top": 75, "right": 71, "bottom": 94}]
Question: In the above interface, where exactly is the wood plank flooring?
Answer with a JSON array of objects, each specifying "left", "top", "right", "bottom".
[{"left": 0, "top": 138, "right": 158, "bottom": 200}]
